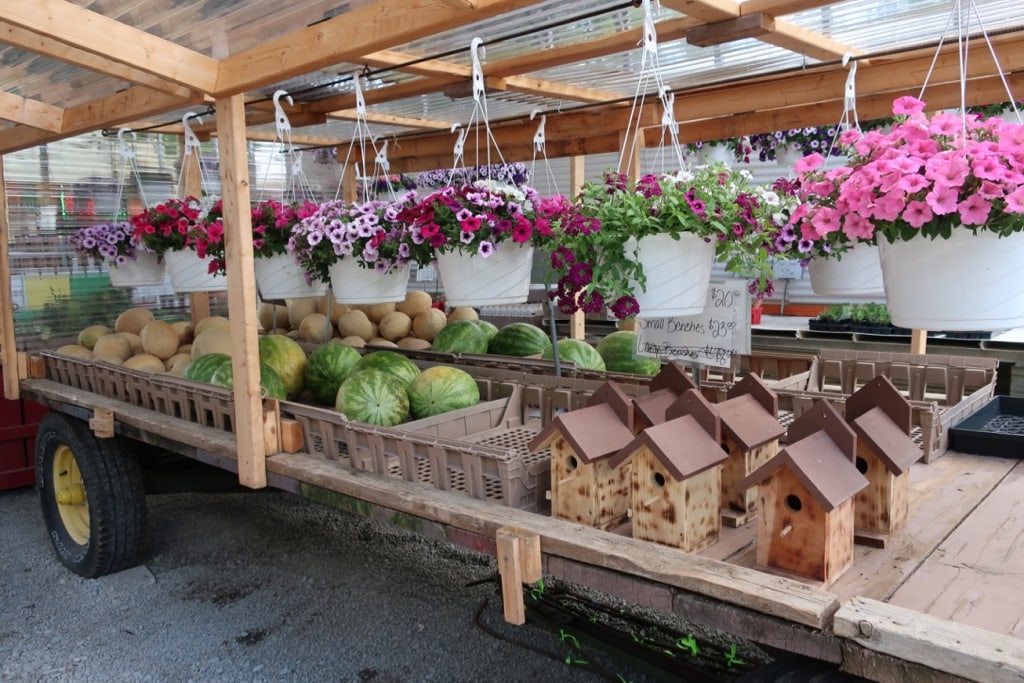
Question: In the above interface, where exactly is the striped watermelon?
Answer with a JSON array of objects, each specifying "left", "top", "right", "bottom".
[
  {"left": 349, "top": 350, "right": 420, "bottom": 387},
  {"left": 487, "top": 322, "right": 551, "bottom": 357},
  {"left": 305, "top": 344, "right": 361, "bottom": 405},
  {"left": 431, "top": 320, "right": 489, "bottom": 354},
  {"left": 183, "top": 353, "right": 231, "bottom": 382},
  {"left": 258, "top": 334, "right": 307, "bottom": 399},
  {"left": 335, "top": 369, "right": 410, "bottom": 426},
  {"left": 596, "top": 331, "right": 661, "bottom": 376},
  {"left": 407, "top": 366, "right": 480, "bottom": 419},
  {"left": 542, "top": 339, "right": 606, "bottom": 371},
  {"left": 208, "top": 360, "right": 287, "bottom": 400},
  {"left": 470, "top": 319, "right": 499, "bottom": 343}
]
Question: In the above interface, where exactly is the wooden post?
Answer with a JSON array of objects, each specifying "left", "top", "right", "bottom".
[
  {"left": 910, "top": 329, "right": 927, "bottom": 355},
  {"left": 216, "top": 93, "right": 266, "bottom": 490},
  {"left": 496, "top": 526, "right": 542, "bottom": 625},
  {"left": 567, "top": 155, "right": 586, "bottom": 340},
  {"left": 179, "top": 147, "right": 211, "bottom": 325},
  {"left": 0, "top": 156, "right": 19, "bottom": 398},
  {"left": 341, "top": 171, "right": 358, "bottom": 203}
]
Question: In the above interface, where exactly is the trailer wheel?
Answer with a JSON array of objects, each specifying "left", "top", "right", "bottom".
[{"left": 35, "top": 413, "right": 147, "bottom": 578}]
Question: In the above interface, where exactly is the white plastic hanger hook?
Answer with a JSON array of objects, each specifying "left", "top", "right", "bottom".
[
  {"left": 351, "top": 71, "right": 366, "bottom": 117},
  {"left": 451, "top": 123, "right": 468, "bottom": 167},
  {"left": 532, "top": 113, "right": 547, "bottom": 153},
  {"left": 375, "top": 139, "right": 390, "bottom": 175},
  {"left": 470, "top": 37, "right": 486, "bottom": 103},
  {"left": 272, "top": 89, "right": 294, "bottom": 144},
  {"left": 642, "top": 0, "right": 660, "bottom": 53},
  {"left": 116, "top": 127, "right": 136, "bottom": 159},
  {"left": 659, "top": 87, "right": 678, "bottom": 134},
  {"left": 842, "top": 53, "right": 858, "bottom": 118},
  {"left": 182, "top": 112, "right": 203, "bottom": 157}
]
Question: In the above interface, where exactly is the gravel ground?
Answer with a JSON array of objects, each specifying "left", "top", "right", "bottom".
[{"left": 1, "top": 479, "right": 702, "bottom": 683}]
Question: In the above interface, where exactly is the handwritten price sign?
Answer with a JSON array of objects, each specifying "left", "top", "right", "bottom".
[{"left": 635, "top": 280, "right": 751, "bottom": 369}]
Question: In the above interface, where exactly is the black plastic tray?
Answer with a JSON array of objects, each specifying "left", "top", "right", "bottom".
[{"left": 949, "top": 396, "right": 1024, "bottom": 458}]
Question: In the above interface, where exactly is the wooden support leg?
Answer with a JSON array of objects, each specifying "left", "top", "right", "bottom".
[
  {"left": 89, "top": 409, "right": 114, "bottom": 438},
  {"left": 496, "top": 526, "right": 542, "bottom": 625}
]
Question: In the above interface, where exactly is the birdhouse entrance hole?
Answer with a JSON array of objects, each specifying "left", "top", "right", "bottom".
[
  {"left": 566, "top": 455, "right": 578, "bottom": 471},
  {"left": 856, "top": 456, "right": 868, "bottom": 474},
  {"left": 786, "top": 494, "right": 802, "bottom": 512},
  {"left": 652, "top": 471, "right": 666, "bottom": 488}
]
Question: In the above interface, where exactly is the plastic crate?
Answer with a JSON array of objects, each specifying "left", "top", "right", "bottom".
[{"left": 949, "top": 396, "right": 1024, "bottom": 458}]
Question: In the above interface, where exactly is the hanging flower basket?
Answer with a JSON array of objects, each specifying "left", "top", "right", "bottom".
[
  {"left": 436, "top": 242, "right": 534, "bottom": 307},
  {"left": 164, "top": 250, "right": 227, "bottom": 293},
  {"left": 107, "top": 252, "right": 166, "bottom": 288},
  {"left": 807, "top": 243, "right": 885, "bottom": 298},
  {"left": 254, "top": 253, "right": 327, "bottom": 300},
  {"left": 879, "top": 229, "right": 1024, "bottom": 330},
  {"left": 329, "top": 258, "right": 410, "bottom": 304},
  {"left": 628, "top": 233, "right": 715, "bottom": 319}
]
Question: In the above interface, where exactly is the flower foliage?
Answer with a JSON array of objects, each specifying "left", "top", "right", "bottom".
[
  {"left": 288, "top": 192, "right": 420, "bottom": 284},
  {"left": 416, "top": 162, "right": 530, "bottom": 189},
  {"left": 129, "top": 197, "right": 205, "bottom": 257},
  {"left": 251, "top": 199, "right": 319, "bottom": 259},
  {"left": 792, "top": 96, "right": 1024, "bottom": 246},
  {"left": 72, "top": 221, "right": 153, "bottom": 266},
  {"left": 397, "top": 181, "right": 549, "bottom": 264},
  {"left": 546, "top": 163, "right": 785, "bottom": 318},
  {"left": 748, "top": 126, "right": 845, "bottom": 162}
]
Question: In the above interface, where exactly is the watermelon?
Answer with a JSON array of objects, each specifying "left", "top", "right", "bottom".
[
  {"left": 407, "top": 366, "right": 480, "bottom": 419},
  {"left": 304, "top": 344, "right": 362, "bottom": 405},
  {"left": 335, "top": 369, "right": 410, "bottom": 426},
  {"left": 258, "top": 334, "right": 307, "bottom": 399},
  {"left": 542, "top": 338, "right": 606, "bottom": 371},
  {"left": 596, "top": 331, "right": 661, "bottom": 376},
  {"left": 470, "top": 319, "right": 499, "bottom": 343},
  {"left": 487, "top": 322, "right": 552, "bottom": 357},
  {"left": 183, "top": 353, "right": 231, "bottom": 382},
  {"left": 208, "top": 360, "right": 287, "bottom": 400},
  {"left": 349, "top": 350, "right": 420, "bottom": 387},
  {"left": 431, "top": 320, "right": 489, "bottom": 354}
]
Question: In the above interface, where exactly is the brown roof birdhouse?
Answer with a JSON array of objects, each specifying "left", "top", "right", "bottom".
[
  {"left": 528, "top": 381, "right": 635, "bottom": 530},
  {"left": 740, "top": 400, "right": 868, "bottom": 586},
  {"left": 610, "top": 388, "right": 727, "bottom": 552},
  {"left": 633, "top": 362, "right": 698, "bottom": 431},
  {"left": 716, "top": 374, "right": 785, "bottom": 526},
  {"left": 845, "top": 375, "right": 921, "bottom": 546}
]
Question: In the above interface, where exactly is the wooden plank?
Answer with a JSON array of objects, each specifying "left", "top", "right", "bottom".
[
  {"left": 840, "top": 640, "right": 983, "bottom": 683},
  {"left": 660, "top": 0, "right": 739, "bottom": 23},
  {"left": 0, "top": 91, "right": 62, "bottom": 132},
  {"left": 0, "top": 157, "right": 18, "bottom": 399},
  {"left": 834, "top": 596, "right": 1024, "bottom": 683},
  {"left": 887, "top": 462, "right": 1024, "bottom": 637},
  {"left": 497, "top": 526, "right": 527, "bottom": 624},
  {"left": 740, "top": 0, "right": 844, "bottom": 15},
  {"left": 216, "top": 93, "right": 265, "bottom": 490},
  {"left": 267, "top": 450, "right": 839, "bottom": 628},
  {"left": 686, "top": 13, "right": 775, "bottom": 48},
  {"left": 0, "top": 0, "right": 217, "bottom": 93},
  {"left": 911, "top": 329, "right": 928, "bottom": 355},
  {"left": 88, "top": 408, "right": 114, "bottom": 438},
  {"left": 827, "top": 453, "right": 1018, "bottom": 603}
]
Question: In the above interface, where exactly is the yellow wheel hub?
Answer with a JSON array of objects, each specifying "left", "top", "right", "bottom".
[{"left": 53, "top": 444, "right": 90, "bottom": 545}]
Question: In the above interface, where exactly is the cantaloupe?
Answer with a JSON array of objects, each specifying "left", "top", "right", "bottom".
[
  {"left": 123, "top": 354, "right": 166, "bottom": 373},
  {"left": 56, "top": 344, "right": 93, "bottom": 359},
  {"left": 328, "top": 302, "right": 352, "bottom": 326},
  {"left": 412, "top": 308, "right": 446, "bottom": 342},
  {"left": 77, "top": 324, "right": 112, "bottom": 350},
  {"left": 378, "top": 311, "right": 412, "bottom": 341},
  {"left": 397, "top": 337, "right": 432, "bottom": 351},
  {"left": 367, "top": 338, "right": 399, "bottom": 348},
  {"left": 339, "top": 336, "right": 366, "bottom": 348},
  {"left": 140, "top": 320, "right": 180, "bottom": 360},
  {"left": 114, "top": 307, "right": 154, "bottom": 335},
  {"left": 170, "top": 320, "right": 194, "bottom": 344},
  {"left": 116, "top": 332, "right": 143, "bottom": 356},
  {"left": 337, "top": 310, "right": 374, "bottom": 340},
  {"left": 299, "top": 313, "right": 333, "bottom": 343},
  {"left": 364, "top": 302, "right": 397, "bottom": 323},
  {"left": 286, "top": 297, "right": 319, "bottom": 330},
  {"left": 190, "top": 328, "right": 233, "bottom": 359},
  {"left": 93, "top": 355, "right": 125, "bottom": 366},
  {"left": 92, "top": 334, "right": 133, "bottom": 361},
  {"left": 194, "top": 316, "right": 230, "bottom": 337},
  {"left": 164, "top": 352, "right": 192, "bottom": 371},
  {"left": 447, "top": 307, "right": 479, "bottom": 323},
  {"left": 167, "top": 355, "right": 192, "bottom": 376},
  {"left": 258, "top": 303, "right": 289, "bottom": 332},
  {"left": 396, "top": 290, "right": 433, "bottom": 317}
]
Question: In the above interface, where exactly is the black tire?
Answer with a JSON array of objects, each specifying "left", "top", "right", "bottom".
[{"left": 35, "top": 412, "right": 147, "bottom": 578}]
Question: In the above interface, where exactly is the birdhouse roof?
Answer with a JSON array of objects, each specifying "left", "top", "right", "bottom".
[
  {"left": 739, "top": 431, "right": 869, "bottom": 512},
  {"left": 527, "top": 402, "right": 635, "bottom": 465},
  {"left": 787, "top": 399, "right": 857, "bottom": 465},
  {"left": 717, "top": 394, "right": 785, "bottom": 450},
  {"left": 610, "top": 413, "right": 726, "bottom": 480},
  {"left": 846, "top": 375, "right": 913, "bottom": 433},
  {"left": 851, "top": 407, "right": 921, "bottom": 474},
  {"left": 726, "top": 373, "right": 779, "bottom": 416},
  {"left": 633, "top": 362, "right": 697, "bottom": 426}
]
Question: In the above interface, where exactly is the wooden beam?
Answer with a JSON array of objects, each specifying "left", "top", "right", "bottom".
[
  {"left": 686, "top": 13, "right": 775, "bottom": 47},
  {"left": 834, "top": 597, "right": 1024, "bottom": 683},
  {"left": 661, "top": 0, "right": 740, "bottom": 23},
  {"left": 0, "top": 21, "right": 194, "bottom": 99},
  {"left": 740, "top": 0, "right": 844, "bottom": 17},
  {"left": 216, "top": 0, "right": 546, "bottom": 96},
  {"left": 326, "top": 109, "right": 453, "bottom": 131},
  {"left": 760, "top": 18, "right": 861, "bottom": 62},
  {"left": 0, "top": 91, "right": 62, "bottom": 133},
  {"left": 568, "top": 155, "right": 586, "bottom": 342},
  {"left": 216, "top": 92, "right": 266, "bottom": 490},
  {"left": 0, "top": 0, "right": 218, "bottom": 93},
  {"left": 0, "top": 86, "right": 204, "bottom": 155},
  {"left": 0, "top": 156, "right": 17, "bottom": 399}
]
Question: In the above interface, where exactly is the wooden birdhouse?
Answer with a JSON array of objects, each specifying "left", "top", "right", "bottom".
[
  {"left": 528, "top": 381, "right": 635, "bottom": 530},
  {"left": 609, "top": 389, "right": 727, "bottom": 552},
  {"left": 845, "top": 375, "right": 922, "bottom": 546},
  {"left": 633, "top": 362, "right": 698, "bottom": 431},
  {"left": 739, "top": 400, "right": 868, "bottom": 586},
  {"left": 715, "top": 374, "right": 785, "bottom": 527}
]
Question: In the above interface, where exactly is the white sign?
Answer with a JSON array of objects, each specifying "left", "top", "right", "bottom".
[
  {"left": 415, "top": 264, "right": 437, "bottom": 282},
  {"left": 635, "top": 280, "right": 751, "bottom": 369},
  {"left": 772, "top": 258, "right": 804, "bottom": 280}
]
